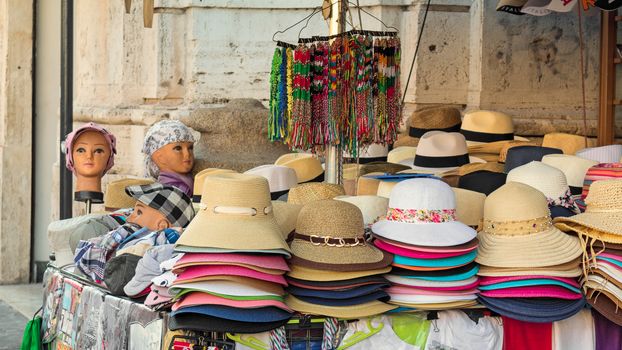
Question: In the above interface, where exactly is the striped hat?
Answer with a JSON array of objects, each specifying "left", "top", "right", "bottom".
[
  {"left": 576, "top": 145, "right": 622, "bottom": 164},
  {"left": 577, "top": 163, "right": 622, "bottom": 211}
]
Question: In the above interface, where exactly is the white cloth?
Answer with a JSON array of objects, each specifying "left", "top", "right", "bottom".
[
  {"left": 159, "top": 254, "right": 183, "bottom": 272},
  {"left": 340, "top": 316, "right": 419, "bottom": 350},
  {"left": 552, "top": 309, "right": 595, "bottom": 350},
  {"left": 424, "top": 311, "right": 503, "bottom": 350}
]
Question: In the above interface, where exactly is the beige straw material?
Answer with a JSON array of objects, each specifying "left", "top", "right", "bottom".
[
  {"left": 361, "top": 162, "right": 411, "bottom": 175},
  {"left": 176, "top": 173, "right": 291, "bottom": 253},
  {"left": 272, "top": 200, "right": 302, "bottom": 239},
  {"left": 289, "top": 200, "right": 391, "bottom": 271},
  {"left": 477, "top": 258, "right": 582, "bottom": 278},
  {"left": 498, "top": 141, "right": 540, "bottom": 163},
  {"left": 104, "top": 178, "right": 154, "bottom": 210},
  {"left": 441, "top": 162, "right": 505, "bottom": 177},
  {"left": 356, "top": 173, "right": 382, "bottom": 196},
  {"left": 393, "top": 134, "right": 420, "bottom": 148},
  {"left": 452, "top": 188, "right": 485, "bottom": 227},
  {"left": 554, "top": 179, "right": 622, "bottom": 241},
  {"left": 275, "top": 153, "right": 324, "bottom": 183},
  {"left": 343, "top": 164, "right": 363, "bottom": 180},
  {"left": 387, "top": 146, "right": 417, "bottom": 164},
  {"left": 171, "top": 275, "right": 285, "bottom": 296},
  {"left": 466, "top": 151, "right": 505, "bottom": 162},
  {"left": 287, "top": 264, "right": 391, "bottom": 282},
  {"left": 462, "top": 110, "right": 530, "bottom": 149},
  {"left": 475, "top": 182, "right": 582, "bottom": 268},
  {"left": 285, "top": 295, "right": 396, "bottom": 319},
  {"left": 376, "top": 181, "right": 397, "bottom": 198},
  {"left": 389, "top": 300, "right": 478, "bottom": 310},
  {"left": 542, "top": 132, "right": 592, "bottom": 155},
  {"left": 193, "top": 168, "right": 236, "bottom": 197},
  {"left": 287, "top": 183, "right": 345, "bottom": 205},
  {"left": 392, "top": 106, "right": 462, "bottom": 149}
]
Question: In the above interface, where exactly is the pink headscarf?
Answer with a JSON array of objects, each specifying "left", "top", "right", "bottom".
[{"left": 64, "top": 122, "right": 117, "bottom": 174}]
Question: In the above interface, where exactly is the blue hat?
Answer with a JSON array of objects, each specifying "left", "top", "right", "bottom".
[
  {"left": 478, "top": 296, "right": 585, "bottom": 323},
  {"left": 286, "top": 275, "right": 389, "bottom": 289},
  {"left": 296, "top": 290, "right": 390, "bottom": 307},
  {"left": 287, "top": 284, "right": 384, "bottom": 300},
  {"left": 479, "top": 279, "right": 581, "bottom": 294},
  {"left": 171, "top": 304, "right": 291, "bottom": 323},
  {"left": 549, "top": 205, "right": 575, "bottom": 219},
  {"left": 504, "top": 146, "right": 563, "bottom": 173},
  {"left": 393, "top": 250, "right": 477, "bottom": 268},
  {"left": 390, "top": 263, "right": 479, "bottom": 281}
]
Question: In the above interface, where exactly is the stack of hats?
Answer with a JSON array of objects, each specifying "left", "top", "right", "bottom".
[
  {"left": 393, "top": 106, "right": 462, "bottom": 148},
  {"left": 285, "top": 199, "right": 396, "bottom": 318},
  {"left": 555, "top": 179, "right": 622, "bottom": 326},
  {"left": 475, "top": 182, "right": 585, "bottom": 322},
  {"left": 575, "top": 163, "right": 622, "bottom": 211},
  {"left": 169, "top": 173, "right": 293, "bottom": 333},
  {"left": 371, "top": 178, "right": 480, "bottom": 310}
]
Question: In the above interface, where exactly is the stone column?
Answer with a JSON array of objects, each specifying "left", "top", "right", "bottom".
[{"left": 0, "top": 0, "right": 34, "bottom": 283}]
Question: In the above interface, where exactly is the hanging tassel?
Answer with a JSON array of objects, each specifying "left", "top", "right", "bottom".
[
  {"left": 328, "top": 38, "right": 343, "bottom": 145},
  {"left": 290, "top": 45, "right": 312, "bottom": 151},
  {"left": 268, "top": 48, "right": 283, "bottom": 142},
  {"left": 285, "top": 47, "right": 294, "bottom": 145},
  {"left": 278, "top": 47, "right": 289, "bottom": 141},
  {"left": 311, "top": 42, "right": 329, "bottom": 148}
]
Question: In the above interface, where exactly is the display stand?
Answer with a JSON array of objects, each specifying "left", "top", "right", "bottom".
[{"left": 74, "top": 190, "right": 103, "bottom": 214}]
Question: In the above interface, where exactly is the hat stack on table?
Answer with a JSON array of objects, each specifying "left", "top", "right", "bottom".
[
  {"left": 285, "top": 199, "right": 396, "bottom": 318},
  {"left": 555, "top": 179, "right": 622, "bottom": 326},
  {"left": 372, "top": 178, "right": 480, "bottom": 310},
  {"left": 575, "top": 163, "right": 622, "bottom": 211},
  {"left": 476, "top": 182, "right": 585, "bottom": 322},
  {"left": 168, "top": 173, "right": 293, "bottom": 333}
]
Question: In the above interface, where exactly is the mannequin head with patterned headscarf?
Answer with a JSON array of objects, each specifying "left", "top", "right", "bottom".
[{"left": 142, "top": 120, "right": 196, "bottom": 179}]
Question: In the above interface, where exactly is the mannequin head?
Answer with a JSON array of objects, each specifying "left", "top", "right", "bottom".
[
  {"left": 142, "top": 120, "right": 196, "bottom": 179},
  {"left": 126, "top": 201, "right": 171, "bottom": 231},
  {"left": 151, "top": 141, "right": 194, "bottom": 175}
]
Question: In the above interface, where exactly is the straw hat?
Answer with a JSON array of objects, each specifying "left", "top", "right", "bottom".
[
  {"left": 285, "top": 295, "right": 396, "bottom": 319},
  {"left": 461, "top": 110, "right": 529, "bottom": 151},
  {"left": 193, "top": 168, "right": 236, "bottom": 203},
  {"left": 475, "top": 182, "right": 582, "bottom": 268},
  {"left": 477, "top": 258, "right": 582, "bottom": 278},
  {"left": 275, "top": 153, "right": 324, "bottom": 183},
  {"left": 272, "top": 200, "right": 302, "bottom": 239},
  {"left": 578, "top": 163, "right": 622, "bottom": 206},
  {"left": 360, "top": 162, "right": 411, "bottom": 175},
  {"left": 289, "top": 200, "right": 391, "bottom": 271},
  {"left": 504, "top": 146, "right": 563, "bottom": 173},
  {"left": 287, "top": 183, "right": 345, "bottom": 205},
  {"left": 343, "top": 143, "right": 388, "bottom": 163},
  {"left": 287, "top": 264, "right": 391, "bottom": 282},
  {"left": 541, "top": 154, "right": 598, "bottom": 192},
  {"left": 506, "top": 161, "right": 571, "bottom": 200},
  {"left": 498, "top": 141, "right": 540, "bottom": 163},
  {"left": 335, "top": 195, "right": 389, "bottom": 227},
  {"left": 399, "top": 131, "right": 485, "bottom": 173},
  {"left": 372, "top": 178, "right": 477, "bottom": 246},
  {"left": 442, "top": 162, "right": 505, "bottom": 178},
  {"left": 388, "top": 146, "right": 417, "bottom": 165},
  {"left": 452, "top": 188, "right": 485, "bottom": 228},
  {"left": 393, "top": 106, "right": 462, "bottom": 148},
  {"left": 376, "top": 180, "right": 397, "bottom": 198},
  {"left": 576, "top": 145, "right": 622, "bottom": 164},
  {"left": 244, "top": 165, "right": 298, "bottom": 199},
  {"left": 357, "top": 173, "right": 383, "bottom": 195},
  {"left": 175, "top": 173, "right": 291, "bottom": 255},
  {"left": 104, "top": 178, "right": 154, "bottom": 210},
  {"left": 542, "top": 133, "right": 589, "bottom": 155},
  {"left": 554, "top": 179, "right": 622, "bottom": 242}
]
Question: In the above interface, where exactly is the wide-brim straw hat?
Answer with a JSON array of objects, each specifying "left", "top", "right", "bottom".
[
  {"left": 287, "top": 264, "right": 391, "bottom": 282},
  {"left": 372, "top": 178, "right": 477, "bottom": 247},
  {"left": 498, "top": 141, "right": 540, "bottom": 163},
  {"left": 272, "top": 200, "right": 302, "bottom": 239},
  {"left": 554, "top": 179, "right": 622, "bottom": 242},
  {"left": 393, "top": 106, "right": 462, "bottom": 148},
  {"left": 452, "top": 188, "right": 485, "bottom": 228},
  {"left": 275, "top": 153, "right": 324, "bottom": 183},
  {"left": 104, "top": 178, "right": 154, "bottom": 210},
  {"left": 477, "top": 259, "right": 582, "bottom": 277},
  {"left": 388, "top": 146, "right": 418, "bottom": 164},
  {"left": 289, "top": 200, "right": 392, "bottom": 271},
  {"left": 176, "top": 173, "right": 291, "bottom": 255},
  {"left": 356, "top": 172, "right": 383, "bottom": 195},
  {"left": 475, "top": 182, "right": 581, "bottom": 268},
  {"left": 287, "top": 182, "right": 345, "bottom": 205},
  {"left": 192, "top": 168, "right": 236, "bottom": 202},
  {"left": 541, "top": 154, "right": 598, "bottom": 190},
  {"left": 335, "top": 195, "right": 389, "bottom": 227},
  {"left": 461, "top": 110, "right": 529, "bottom": 150},
  {"left": 285, "top": 295, "right": 396, "bottom": 319},
  {"left": 542, "top": 132, "right": 589, "bottom": 155},
  {"left": 175, "top": 245, "right": 290, "bottom": 256},
  {"left": 506, "top": 161, "right": 571, "bottom": 199},
  {"left": 286, "top": 275, "right": 389, "bottom": 290}
]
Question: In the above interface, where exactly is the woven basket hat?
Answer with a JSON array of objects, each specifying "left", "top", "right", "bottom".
[
  {"left": 192, "top": 168, "right": 236, "bottom": 203},
  {"left": 372, "top": 178, "right": 477, "bottom": 246},
  {"left": 506, "top": 161, "right": 570, "bottom": 199},
  {"left": 388, "top": 146, "right": 417, "bottom": 164},
  {"left": 287, "top": 183, "right": 345, "bottom": 205},
  {"left": 475, "top": 182, "right": 581, "bottom": 268},
  {"left": 393, "top": 106, "right": 462, "bottom": 148},
  {"left": 104, "top": 178, "right": 154, "bottom": 210},
  {"left": 541, "top": 154, "right": 598, "bottom": 189},
  {"left": 542, "top": 132, "right": 589, "bottom": 155},
  {"left": 461, "top": 110, "right": 529, "bottom": 154},
  {"left": 175, "top": 173, "right": 291, "bottom": 255},
  {"left": 554, "top": 179, "right": 622, "bottom": 243},
  {"left": 289, "top": 199, "right": 391, "bottom": 271},
  {"left": 275, "top": 153, "right": 324, "bottom": 183}
]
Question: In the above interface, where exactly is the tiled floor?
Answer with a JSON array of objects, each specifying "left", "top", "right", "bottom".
[{"left": 0, "top": 284, "right": 42, "bottom": 348}]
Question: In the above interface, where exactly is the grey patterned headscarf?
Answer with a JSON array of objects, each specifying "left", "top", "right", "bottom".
[{"left": 142, "top": 120, "right": 196, "bottom": 179}]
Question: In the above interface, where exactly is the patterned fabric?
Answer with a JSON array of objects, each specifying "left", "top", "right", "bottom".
[
  {"left": 547, "top": 189, "right": 581, "bottom": 214},
  {"left": 142, "top": 120, "right": 196, "bottom": 178},
  {"left": 385, "top": 208, "right": 456, "bottom": 223},
  {"left": 125, "top": 183, "right": 195, "bottom": 227},
  {"left": 64, "top": 122, "right": 117, "bottom": 174}
]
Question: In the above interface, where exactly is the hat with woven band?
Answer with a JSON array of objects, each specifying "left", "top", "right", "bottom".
[
  {"left": 504, "top": 146, "right": 563, "bottom": 173},
  {"left": 506, "top": 161, "right": 580, "bottom": 215},
  {"left": 542, "top": 132, "right": 589, "bottom": 155},
  {"left": 192, "top": 168, "right": 236, "bottom": 203},
  {"left": 554, "top": 179, "right": 622, "bottom": 243},
  {"left": 372, "top": 178, "right": 477, "bottom": 247},
  {"left": 498, "top": 141, "right": 541, "bottom": 164},
  {"left": 175, "top": 173, "right": 291, "bottom": 255},
  {"left": 477, "top": 259, "right": 582, "bottom": 278},
  {"left": 458, "top": 170, "right": 507, "bottom": 196},
  {"left": 285, "top": 295, "right": 396, "bottom": 319},
  {"left": 398, "top": 131, "right": 485, "bottom": 173},
  {"left": 343, "top": 143, "right": 388, "bottom": 164},
  {"left": 475, "top": 182, "right": 582, "bottom": 268},
  {"left": 275, "top": 153, "right": 324, "bottom": 183},
  {"left": 125, "top": 183, "right": 195, "bottom": 227},
  {"left": 287, "top": 183, "right": 345, "bottom": 205},
  {"left": 388, "top": 146, "right": 417, "bottom": 164},
  {"left": 576, "top": 145, "right": 622, "bottom": 164},
  {"left": 393, "top": 106, "right": 462, "bottom": 148},
  {"left": 335, "top": 195, "right": 389, "bottom": 227},
  {"left": 244, "top": 165, "right": 298, "bottom": 200},
  {"left": 541, "top": 154, "right": 598, "bottom": 195},
  {"left": 104, "top": 178, "right": 154, "bottom": 211},
  {"left": 288, "top": 200, "right": 392, "bottom": 271},
  {"left": 461, "top": 110, "right": 529, "bottom": 152},
  {"left": 287, "top": 264, "right": 391, "bottom": 282}
]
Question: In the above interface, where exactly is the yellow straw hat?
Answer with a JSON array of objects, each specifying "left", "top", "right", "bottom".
[
  {"left": 461, "top": 110, "right": 529, "bottom": 154},
  {"left": 387, "top": 146, "right": 417, "bottom": 164},
  {"left": 498, "top": 140, "right": 540, "bottom": 163},
  {"left": 287, "top": 264, "right": 391, "bottom": 281},
  {"left": 287, "top": 183, "right": 345, "bottom": 205},
  {"left": 356, "top": 173, "right": 383, "bottom": 196},
  {"left": 104, "top": 178, "right": 154, "bottom": 210},
  {"left": 192, "top": 168, "right": 236, "bottom": 203},
  {"left": 275, "top": 153, "right": 324, "bottom": 183},
  {"left": 272, "top": 200, "right": 302, "bottom": 239},
  {"left": 542, "top": 132, "right": 590, "bottom": 155},
  {"left": 452, "top": 188, "right": 485, "bottom": 228},
  {"left": 176, "top": 173, "right": 291, "bottom": 256},
  {"left": 393, "top": 106, "right": 462, "bottom": 148},
  {"left": 285, "top": 295, "right": 396, "bottom": 319}
]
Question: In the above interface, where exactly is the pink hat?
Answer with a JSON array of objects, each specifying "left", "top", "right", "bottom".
[
  {"left": 373, "top": 236, "right": 478, "bottom": 254},
  {"left": 598, "top": 252, "right": 622, "bottom": 263},
  {"left": 374, "top": 239, "right": 469, "bottom": 259},
  {"left": 145, "top": 285, "right": 173, "bottom": 307},
  {"left": 479, "top": 285, "right": 583, "bottom": 300},
  {"left": 174, "top": 253, "right": 289, "bottom": 272},
  {"left": 64, "top": 122, "right": 117, "bottom": 174},
  {"left": 479, "top": 275, "right": 580, "bottom": 288},
  {"left": 390, "top": 280, "right": 480, "bottom": 292},
  {"left": 176, "top": 265, "right": 287, "bottom": 286},
  {"left": 386, "top": 286, "right": 478, "bottom": 296},
  {"left": 172, "top": 291, "right": 292, "bottom": 312}
]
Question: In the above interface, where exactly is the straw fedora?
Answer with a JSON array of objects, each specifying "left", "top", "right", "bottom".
[
  {"left": 275, "top": 153, "right": 324, "bottom": 183},
  {"left": 335, "top": 195, "right": 389, "bottom": 227},
  {"left": 452, "top": 188, "right": 485, "bottom": 228},
  {"left": 541, "top": 154, "right": 598, "bottom": 194},
  {"left": 498, "top": 141, "right": 540, "bottom": 163},
  {"left": 506, "top": 161, "right": 577, "bottom": 210},
  {"left": 576, "top": 145, "right": 622, "bottom": 164},
  {"left": 175, "top": 173, "right": 291, "bottom": 255},
  {"left": 289, "top": 200, "right": 392, "bottom": 271},
  {"left": 475, "top": 182, "right": 582, "bottom": 268},
  {"left": 104, "top": 178, "right": 154, "bottom": 210},
  {"left": 393, "top": 106, "right": 462, "bottom": 148},
  {"left": 285, "top": 295, "right": 396, "bottom": 319},
  {"left": 343, "top": 143, "right": 388, "bottom": 164},
  {"left": 399, "top": 131, "right": 485, "bottom": 173},
  {"left": 287, "top": 182, "right": 345, "bottom": 205},
  {"left": 387, "top": 146, "right": 417, "bottom": 165},
  {"left": 504, "top": 146, "right": 563, "bottom": 173},
  {"left": 272, "top": 200, "right": 302, "bottom": 239},
  {"left": 372, "top": 178, "right": 477, "bottom": 246},
  {"left": 244, "top": 165, "right": 298, "bottom": 200},
  {"left": 542, "top": 133, "right": 589, "bottom": 155},
  {"left": 357, "top": 172, "right": 383, "bottom": 195},
  {"left": 192, "top": 168, "right": 236, "bottom": 203},
  {"left": 461, "top": 110, "right": 529, "bottom": 150}
]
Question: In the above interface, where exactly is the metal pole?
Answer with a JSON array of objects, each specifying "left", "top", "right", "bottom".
[
  {"left": 325, "top": 0, "right": 347, "bottom": 184},
  {"left": 60, "top": 0, "right": 74, "bottom": 219}
]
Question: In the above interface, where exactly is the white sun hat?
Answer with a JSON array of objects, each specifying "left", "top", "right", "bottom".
[
  {"left": 506, "top": 161, "right": 570, "bottom": 200},
  {"left": 541, "top": 154, "right": 598, "bottom": 190},
  {"left": 244, "top": 165, "right": 298, "bottom": 194}
]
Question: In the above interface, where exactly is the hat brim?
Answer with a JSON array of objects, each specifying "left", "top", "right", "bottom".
[
  {"left": 475, "top": 227, "right": 582, "bottom": 268},
  {"left": 388, "top": 293, "right": 477, "bottom": 304},
  {"left": 289, "top": 241, "right": 392, "bottom": 272},
  {"left": 169, "top": 280, "right": 284, "bottom": 298},
  {"left": 392, "top": 250, "right": 477, "bottom": 268},
  {"left": 287, "top": 264, "right": 391, "bottom": 282},
  {"left": 555, "top": 213, "right": 622, "bottom": 243},
  {"left": 168, "top": 313, "right": 289, "bottom": 334},
  {"left": 389, "top": 264, "right": 480, "bottom": 282},
  {"left": 285, "top": 295, "right": 396, "bottom": 319},
  {"left": 479, "top": 285, "right": 582, "bottom": 299},
  {"left": 171, "top": 304, "right": 291, "bottom": 323},
  {"left": 286, "top": 275, "right": 388, "bottom": 290},
  {"left": 374, "top": 239, "right": 473, "bottom": 259},
  {"left": 478, "top": 296, "right": 585, "bottom": 323},
  {"left": 586, "top": 289, "right": 622, "bottom": 326},
  {"left": 175, "top": 245, "right": 290, "bottom": 256},
  {"left": 174, "top": 261, "right": 285, "bottom": 276},
  {"left": 387, "top": 285, "right": 479, "bottom": 296},
  {"left": 287, "top": 283, "right": 385, "bottom": 299},
  {"left": 296, "top": 290, "right": 390, "bottom": 307},
  {"left": 372, "top": 220, "right": 477, "bottom": 247},
  {"left": 175, "top": 265, "right": 287, "bottom": 286},
  {"left": 172, "top": 291, "right": 293, "bottom": 312},
  {"left": 398, "top": 156, "right": 486, "bottom": 173},
  {"left": 392, "top": 135, "right": 420, "bottom": 148},
  {"left": 466, "top": 137, "right": 531, "bottom": 153},
  {"left": 373, "top": 235, "right": 479, "bottom": 253},
  {"left": 173, "top": 252, "right": 289, "bottom": 273},
  {"left": 389, "top": 300, "right": 478, "bottom": 310},
  {"left": 385, "top": 275, "right": 479, "bottom": 288},
  {"left": 477, "top": 260, "right": 582, "bottom": 278}
]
